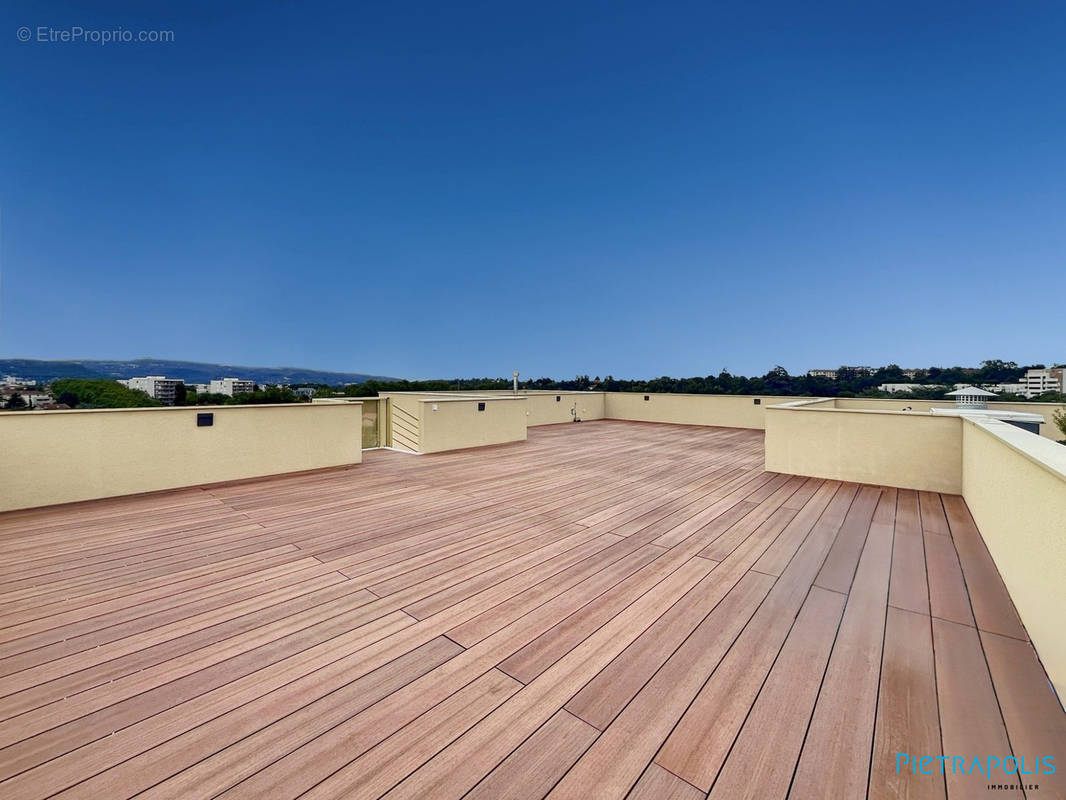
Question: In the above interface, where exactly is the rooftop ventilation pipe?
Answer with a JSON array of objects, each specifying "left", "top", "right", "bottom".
[{"left": 945, "top": 386, "right": 996, "bottom": 410}]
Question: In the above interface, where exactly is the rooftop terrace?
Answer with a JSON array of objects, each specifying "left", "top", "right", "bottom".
[{"left": 1, "top": 420, "right": 1062, "bottom": 798}]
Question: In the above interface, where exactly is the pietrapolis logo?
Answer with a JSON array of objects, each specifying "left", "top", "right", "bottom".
[{"left": 896, "top": 753, "right": 1055, "bottom": 778}]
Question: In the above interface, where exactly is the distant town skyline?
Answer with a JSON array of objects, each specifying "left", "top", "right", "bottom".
[
  {"left": 3, "top": 2, "right": 1064, "bottom": 377},
  {"left": 1, "top": 355, "right": 1060, "bottom": 386}
]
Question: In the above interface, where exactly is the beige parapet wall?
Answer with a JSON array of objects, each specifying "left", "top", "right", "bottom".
[
  {"left": 385, "top": 393, "right": 425, "bottom": 452},
  {"left": 961, "top": 418, "right": 1066, "bottom": 701},
  {"left": 0, "top": 403, "right": 362, "bottom": 513},
  {"left": 604, "top": 392, "right": 817, "bottom": 430},
  {"left": 373, "top": 391, "right": 1064, "bottom": 440},
  {"left": 418, "top": 396, "right": 528, "bottom": 453},
  {"left": 375, "top": 393, "right": 529, "bottom": 453},
  {"left": 764, "top": 401, "right": 964, "bottom": 493},
  {"left": 312, "top": 397, "right": 382, "bottom": 447},
  {"left": 401, "top": 390, "right": 606, "bottom": 427},
  {"left": 432, "top": 390, "right": 809, "bottom": 429},
  {"left": 605, "top": 392, "right": 1064, "bottom": 440},
  {"left": 832, "top": 397, "right": 1066, "bottom": 440},
  {"left": 520, "top": 392, "right": 605, "bottom": 426}
]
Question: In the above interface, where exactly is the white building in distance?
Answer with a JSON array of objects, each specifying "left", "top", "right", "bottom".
[
  {"left": 879, "top": 383, "right": 927, "bottom": 394},
  {"left": 1020, "top": 367, "right": 1064, "bottom": 398},
  {"left": 120, "top": 376, "right": 184, "bottom": 405},
  {"left": 209, "top": 377, "right": 256, "bottom": 396},
  {"left": 807, "top": 366, "right": 877, "bottom": 379},
  {"left": 982, "top": 383, "right": 1027, "bottom": 396}
]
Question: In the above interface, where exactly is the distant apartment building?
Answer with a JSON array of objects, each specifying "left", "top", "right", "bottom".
[
  {"left": 1021, "top": 367, "right": 1065, "bottom": 398},
  {"left": 22, "top": 391, "right": 54, "bottom": 408},
  {"left": 188, "top": 383, "right": 210, "bottom": 394},
  {"left": 121, "top": 376, "right": 184, "bottom": 405},
  {"left": 209, "top": 377, "right": 255, "bottom": 396},
  {"left": 879, "top": 383, "right": 925, "bottom": 394},
  {"left": 1, "top": 387, "right": 53, "bottom": 408},
  {"left": 807, "top": 366, "right": 876, "bottom": 379},
  {"left": 983, "top": 383, "right": 1027, "bottom": 396}
]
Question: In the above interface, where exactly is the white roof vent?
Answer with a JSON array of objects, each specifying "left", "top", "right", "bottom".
[{"left": 945, "top": 385, "right": 996, "bottom": 409}]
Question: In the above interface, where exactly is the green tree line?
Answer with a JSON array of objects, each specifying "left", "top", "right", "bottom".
[
  {"left": 39, "top": 362, "right": 1066, "bottom": 410},
  {"left": 50, "top": 379, "right": 161, "bottom": 408},
  {"left": 49, "top": 379, "right": 310, "bottom": 409},
  {"left": 325, "top": 361, "right": 1065, "bottom": 403}
]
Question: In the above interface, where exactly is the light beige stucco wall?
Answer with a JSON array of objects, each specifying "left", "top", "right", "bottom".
[
  {"left": 521, "top": 392, "right": 606, "bottom": 426},
  {"left": 384, "top": 393, "right": 424, "bottom": 451},
  {"left": 834, "top": 397, "right": 1066, "bottom": 440},
  {"left": 418, "top": 397, "right": 527, "bottom": 454},
  {"left": 0, "top": 403, "right": 362, "bottom": 513},
  {"left": 313, "top": 396, "right": 380, "bottom": 447},
  {"left": 604, "top": 392, "right": 817, "bottom": 430},
  {"left": 413, "top": 390, "right": 606, "bottom": 427},
  {"left": 764, "top": 405, "right": 963, "bottom": 493},
  {"left": 961, "top": 418, "right": 1066, "bottom": 699}
]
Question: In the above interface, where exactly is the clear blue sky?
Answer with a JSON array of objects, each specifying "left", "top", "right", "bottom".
[{"left": 2, "top": 1, "right": 1064, "bottom": 379}]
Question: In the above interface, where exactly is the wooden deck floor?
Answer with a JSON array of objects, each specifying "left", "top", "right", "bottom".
[{"left": 0, "top": 420, "right": 1063, "bottom": 800}]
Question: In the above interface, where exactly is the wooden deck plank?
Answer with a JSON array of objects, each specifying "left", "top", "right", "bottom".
[
  {"left": 300, "top": 669, "right": 522, "bottom": 800},
  {"left": 496, "top": 545, "right": 673, "bottom": 685},
  {"left": 0, "top": 572, "right": 354, "bottom": 689},
  {"left": 870, "top": 607, "right": 946, "bottom": 800},
  {"left": 464, "top": 710, "right": 599, "bottom": 800},
  {"left": 654, "top": 481, "right": 859, "bottom": 790},
  {"left": 749, "top": 479, "right": 840, "bottom": 576},
  {"left": 942, "top": 495, "right": 1027, "bottom": 640},
  {"left": 979, "top": 630, "right": 1066, "bottom": 799},
  {"left": 919, "top": 491, "right": 950, "bottom": 535},
  {"left": 156, "top": 542, "right": 674, "bottom": 799},
  {"left": 924, "top": 532, "right": 975, "bottom": 627},
  {"left": 888, "top": 488, "right": 930, "bottom": 615},
  {"left": 444, "top": 535, "right": 657, "bottom": 647},
  {"left": 814, "top": 484, "right": 881, "bottom": 593},
  {"left": 706, "top": 586, "right": 846, "bottom": 800},
  {"left": 565, "top": 520, "right": 784, "bottom": 730},
  {"left": 791, "top": 517, "right": 893, "bottom": 798},
  {"left": 0, "top": 611, "right": 418, "bottom": 799},
  {"left": 933, "top": 617, "right": 1023, "bottom": 798},
  {"left": 551, "top": 571, "right": 774, "bottom": 797},
  {"left": 237, "top": 559, "right": 718, "bottom": 800},
  {"left": 628, "top": 764, "right": 706, "bottom": 800},
  {"left": 0, "top": 577, "right": 368, "bottom": 740},
  {"left": 69, "top": 638, "right": 464, "bottom": 800},
  {"left": 0, "top": 561, "right": 340, "bottom": 667}
]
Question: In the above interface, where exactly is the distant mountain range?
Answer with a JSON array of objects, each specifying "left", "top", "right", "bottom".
[{"left": 0, "top": 358, "right": 398, "bottom": 386}]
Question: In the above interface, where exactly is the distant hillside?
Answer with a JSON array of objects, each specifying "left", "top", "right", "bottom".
[{"left": 0, "top": 358, "right": 397, "bottom": 386}]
